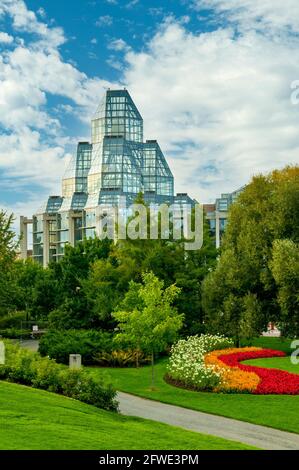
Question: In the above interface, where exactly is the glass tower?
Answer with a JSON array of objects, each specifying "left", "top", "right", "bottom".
[{"left": 27, "top": 89, "right": 194, "bottom": 266}]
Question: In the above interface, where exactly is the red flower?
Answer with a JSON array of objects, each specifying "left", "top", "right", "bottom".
[{"left": 218, "top": 349, "right": 299, "bottom": 395}]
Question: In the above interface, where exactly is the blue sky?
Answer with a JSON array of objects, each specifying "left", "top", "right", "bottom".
[{"left": 0, "top": 0, "right": 299, "bottom": 225}]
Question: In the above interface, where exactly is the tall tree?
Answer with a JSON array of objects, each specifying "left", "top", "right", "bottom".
[
  {"left": 113, "top": 272, "right": 184, "bottom": 386},
  {"left": 203, "top": 165, "right": 299, "bottom": 339},
  {"left": 270, "top": 239, "right": 299, "bottom": 337},
  {"left": 0, "top": 211, "right": 18, "bottom": 316}
]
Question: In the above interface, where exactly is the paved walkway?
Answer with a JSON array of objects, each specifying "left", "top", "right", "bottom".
[
  {"left": 17, "top": 340, "right": 299, "bottom": 449},
  {"left": 18, "top": 339, "right": 39, "bottom": 352},
  {"left": 118, "top": 391, "right": 299, "bottom": 450}
]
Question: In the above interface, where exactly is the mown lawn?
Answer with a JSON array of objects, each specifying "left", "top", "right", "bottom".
[
  {"left": 240, "top": 337, "right": 298, "bottom": 355},
  {"left": 243, "top": 356, "right": 299, "bottom": 374},
  {"left": 88, "top": 338, "right": 299, "bottom": 435},
  {"left": 0, "top": 381, "right": 254, "bottom": 450}
]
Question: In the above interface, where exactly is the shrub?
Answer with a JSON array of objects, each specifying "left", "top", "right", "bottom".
[
  {"left": 59, "top": 368, "right": 117, "bottom": 410},
  {"left": 0, "top": 311, "right": 26, "bottom": 329},
  {"left": 93, "top": 349, "right": 151, "bottom": 367},
  {"left": 167, "top": 334, "right": 234, "bottom": 391},
  {"left": 1, "top": 340, "right": 118, "bottom": 411},
  {"left": 39, "top": 329, "right": 113, "bottom": 364},
  {"left": 0, "top": 328, "right": 32, "bottom": 339}
]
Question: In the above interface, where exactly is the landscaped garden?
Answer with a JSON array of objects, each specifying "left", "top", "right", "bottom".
[
  {"left": 88, "top": 336, "right": 299, "bottom": 435},
  {"left": 0, "top": 381, "right": 256, "bottom": 450},
  {"left": 0, "top": 166, "right": 299, "bottom": 450}
]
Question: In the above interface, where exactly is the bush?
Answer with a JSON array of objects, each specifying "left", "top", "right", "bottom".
[
  {"left": 0, "top": 328, "right": 32, "bottom": 339},
  {"left": 1, "top": 340, "right": 118, "bottom": 411},
  {"left": 0, "top": 311, "right": 27, "bottom": 329},
  {"left": 93, "top": 350, "right": 151, "bottom": 367},
  {"left": 167, "top": 334, "right": 234, "bottom": 391},
  {"left": 39, "top": 329, "right": 113, "bottom": 365}
]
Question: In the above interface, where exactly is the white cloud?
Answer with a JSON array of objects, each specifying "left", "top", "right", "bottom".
[
  {"left": 126, "top": 0, "right": 139, "bottom": 9},
  {"left": 0, "top": 0, "right": 116, "bottom": 217},
  {"left": 195, "top": 0, "right": 299, "bottom": 35},
  {"left": 95, "top": 15, "right": 113, "bottom": 27},
  {"left": 108, "top": 38, "right": 130, "bottom": 52},
  {"left": 106, "top": 56, "right": 124, "bottom": 71},
  {"left": 37, "top": 7, "right": 46, "bottom": 19},
  {"left": 1, "top": 0, "right": 299, "bottom": 218},
  {"left": 0, "top": 127, "right": 68, "bottom": 191},
  {"left": 121, "top": 20, "right": 299, "bottom": 201},
  {"left": 0, "top": 32, "right": 13, "bottom": 43},
  {"left": 0, "top": 0, "right": 65, "bottom": 48}
]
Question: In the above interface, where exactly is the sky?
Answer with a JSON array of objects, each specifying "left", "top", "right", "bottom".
[{"left": 0, "top": 0, "right": 299, "bottom": 226}]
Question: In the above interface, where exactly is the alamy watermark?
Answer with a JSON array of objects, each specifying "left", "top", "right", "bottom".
[
  {"left": 291, "top": 340, "right": 299, "bottom": 365},
  {"left": 290, "top": 81, "right": 299, "bottom": 105},
  {"left": 96, "top": 197, "right": 204, "bottom": 251}
]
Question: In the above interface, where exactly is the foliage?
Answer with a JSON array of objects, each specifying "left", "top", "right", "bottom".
[
  {"left": 0, "top": 211, "right": 19, "bottom": 316},
  {"left": 270, "top": 239, "right": 299, "bottom": 337},
  {"left": 167, "top": 334, "right": 233, "bottom": 390},
  {"left": 1, "top": 340, "right": 117, "bottom": 411},
  {"left": 203, "top": 165, "right": 299, "bottom": 339},
  {"left": 113, "top": 271, "right": 184, "bottom": 384},
  {"left": 93, "top": 349, "right": 151, "bottom": 367},
  {"left": 38, "top": 329, "right": 113, "bottom": 364},
  {"left": 0, "top": 311, "right": 26, "bottom": 329},
  {"left": 0, "top": 329, "right": 32, "bottom": 339}
]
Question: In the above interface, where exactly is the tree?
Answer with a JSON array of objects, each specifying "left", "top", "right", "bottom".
[
  {"left": 114, "top": 212, "right": 217, "bottom": 335},
  {"left": 113, "top": 272, "right": 184, "bottom": 386},
  {"left": 0, "top": 211, "right": 19, "bottom": 316},
  {"left": 270, "top": 239, "right": 299, "bottom": 337},
  {"left": 203, "top": 165, "right": 299, "bottom": 339},
  {"left": 47, "top": 237, "right": 112, "bottom": 329}
]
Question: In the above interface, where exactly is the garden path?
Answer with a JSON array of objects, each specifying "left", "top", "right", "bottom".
[{"left": 118, "top": 391, "right": 299, "bottom": 450}]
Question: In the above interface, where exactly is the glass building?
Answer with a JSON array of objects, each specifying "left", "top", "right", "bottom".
[{"left": 20, "top": 89, "right": 195, "bottom": 266}]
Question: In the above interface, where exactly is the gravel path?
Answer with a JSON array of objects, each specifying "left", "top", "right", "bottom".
[{"left": 118, "top": 391, "right": 299, "bottom": 450}]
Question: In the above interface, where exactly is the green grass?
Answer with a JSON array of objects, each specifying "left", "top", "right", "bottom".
[
  {"left": 88, "top": 355, "right": 299, "bottom": 435},
  {"left": 243, "top": 356, "right": 299, "bottom": 374},
  {"left": 240, "top": 336, "right": 297, "bottom": 355},
  {"left": 0, "top": 381, "right": 254, "bottom": 450}
]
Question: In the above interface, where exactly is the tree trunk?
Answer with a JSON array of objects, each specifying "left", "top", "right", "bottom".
[
  {"left": 136, "top": 350, "right": 139, "bottom": 369},
  {"left": 151, "top": 351, "right": 155, "bottom": 388}
]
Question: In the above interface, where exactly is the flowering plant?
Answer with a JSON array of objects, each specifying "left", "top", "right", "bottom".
[
  {"left": 204, "top": 347, "right": 261, "bottom": 393},
  {"left": 166, "top": 334, "right": 233, "bottom": 390},
  {"left": 217, "top": 348, "right": 299, "bottom": 395}
]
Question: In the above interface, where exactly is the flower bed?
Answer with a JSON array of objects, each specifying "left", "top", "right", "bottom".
[
  {"left": 204, "top": 347, "right": 261, "bottom": 393},
  {"left": 217, "top": 348, "right": 299, "bottom": 395},
  {"left": 166, "top": 334, "right": 234, "bottom": 391},
  {"left": 167, "top": 336, "right": 299, "bottom": 395}
]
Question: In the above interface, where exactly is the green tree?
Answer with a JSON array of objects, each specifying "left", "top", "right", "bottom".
[
  {"left": 113, "top": 272, "right": 184, "bottom": 386},
  {"left": 270, "top": 239, "right": 299, "bottom": 337},
  {"left": 47, "top": 237, "right": 112, "bottom": 329},
  {"left": 115, "top": 212, "right": 216, "bottom": 335},
  {"left": 202, "top": 165, "right": 299, "bottom": 339},
  {"left": 0, "top": 211, "right": 19, "bottom": 316}
]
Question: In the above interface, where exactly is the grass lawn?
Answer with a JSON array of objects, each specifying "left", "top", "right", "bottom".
[
  {"left": 243, "top": 357, "right": 299, "bottom": 374},
  {"left": 88, "top": 337, "right": 299, "bottom": 435},
  {"left": 0, "top": 381, "right": 254, "bottom": 450},
  {"left": 240, "top": 336, "right": 297, "bottom": 355}
]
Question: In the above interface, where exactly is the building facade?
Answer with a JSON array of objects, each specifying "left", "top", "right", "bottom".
[
  {"left": 20, "top": 89, "right": 195, "bottom": 266},
  {"left": 203, "top": 186, "right": 244, "bottom": 248}
]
